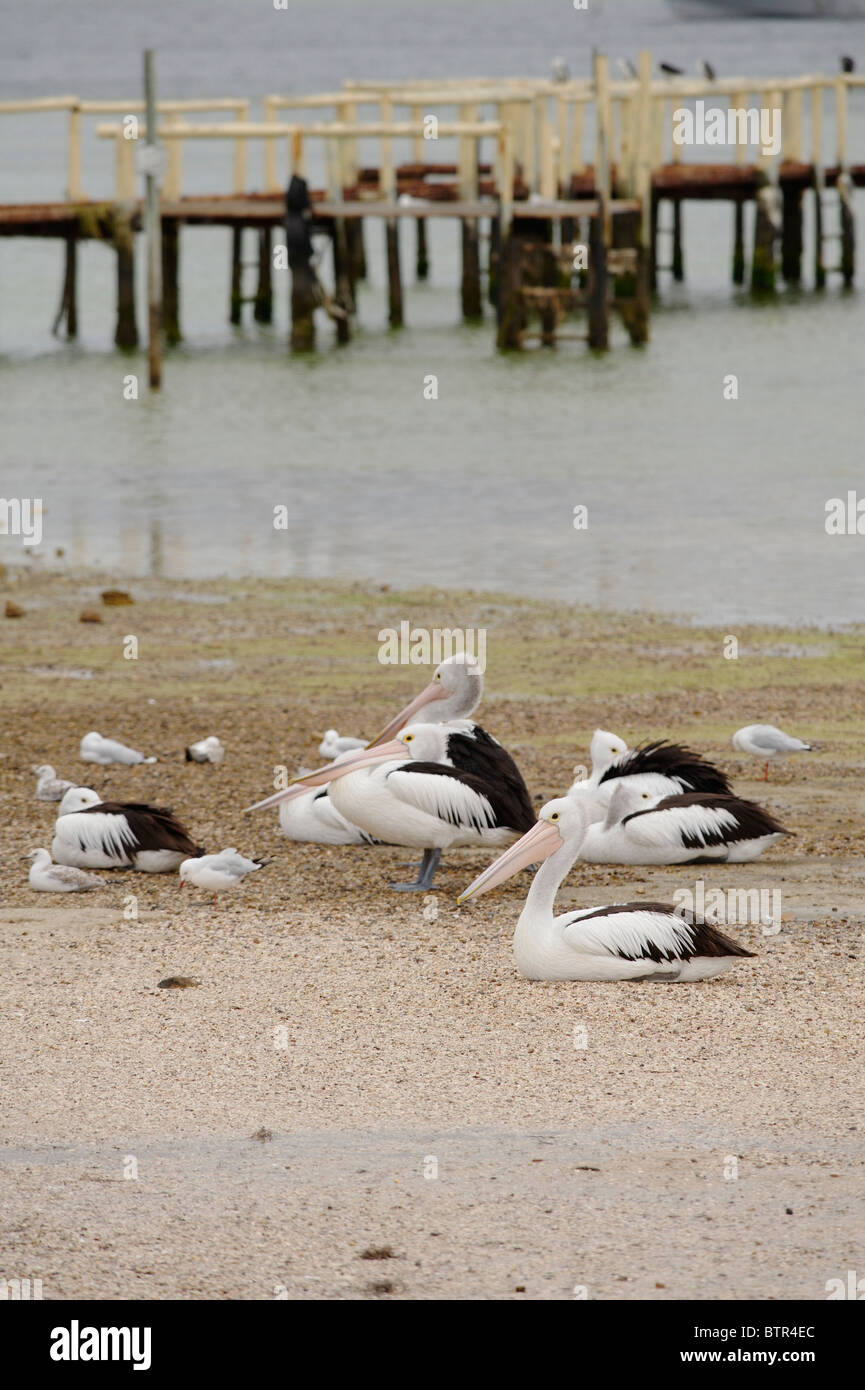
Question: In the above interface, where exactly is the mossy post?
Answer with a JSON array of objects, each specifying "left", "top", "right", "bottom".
[
  {"left": 587, "top": 203, "right": 609, "bottom": 351},
  {"left": 813, "top": 186, "right": 826, "bottom": 289},
  {"left": 751, "top": 179, "right": 777, "bottom": 294},
  {"left": 112, "top": 204, "right": 139, "bottom": 349},
  {"left": 415, "top": 217, "right": 429, "bottom": 280},
  {"left": 839, "top": 174, "right": 855, "bottom": 288},
  {"left": 732, "top": 198, "right": 746, "bottom": 285},
  {"left": 487, "top": 214, "right": 500, "bottom": 305},
  {"left": 161, "top": 219, "right": 181, "bottom": 344},
  {"left": 781, "top": 186, "right": 803, "bottom": 284},
  {"left": 347, "top": 218, "right": 367, "bottom": 281},
  {"left": 229, "top": 226, "right": 243, "bottom": 324},
  {"left": 290, "top": 260, "right": 317, "bottom": 351},
  {"left": 461, "top": 219, "right": 482, "bottom": 320},
  {"left": 496, "top": 232, "right": 522, "bottom": 351},
  {"left": 332, "top": 219, "right": 353, "bottom": 344},
  {"left": 52, "top": 229, "right": 78, "bottom": 339},
  {"left": 254, "top": 227, "right": 273, "bottom": 323},
  {"left": 386, "top": 219, "right": 403, "bottom": 328},
  {"left": 649, "top": 192, "right": 659, "bottom": 292}
]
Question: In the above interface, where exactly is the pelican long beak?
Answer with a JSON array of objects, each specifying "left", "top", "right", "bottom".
[
  {"left": 458, "top": 818, "right": 564, "bottom": 904},
  {"left": 243, "top": 740, "right": 409, "bottom": 813},
  {"left": 366, "top": 681, "right": 449, "bottom": 747},
  {"left": 243, "top": 783, "right": 313, "bottom": 814}
]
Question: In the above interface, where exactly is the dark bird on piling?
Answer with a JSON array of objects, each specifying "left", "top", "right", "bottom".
[
  {"left": 660, "top": 62, "right": 684, "bottom": 77},
  {"left": 701, "top": 60, "right": 716, "bottom": 81},
  {"left": 841, "top": 55, "right": 856, "bottom": 73}
]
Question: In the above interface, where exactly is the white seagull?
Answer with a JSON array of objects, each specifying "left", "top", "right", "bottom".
[
  {"left": 33, "top": 764, "right": 77, "bottom": 801},
  {"left": 317, "top": 729, "right": 366, "bottom": 760},
  {"left": 732, "top": 724, "right": 812, "bottom": 781},
  {"left": 52, "top": 788, "right": 204, "bottom": 872},
  {"left": 578, "top": 782, "right": 790, "bottom": 865},
  {"left": 25, "top": 848, "right": 103, "bottom": 893},
  {"left": 179, "top": 848, "right": 264, "bottom": 903},
  {"left": 458, "top": 795, "right": 757, "bottom": 982},
  {"left": 185, "top": 736, "right": 225, "bottom": 764},
  {"left": 274, "top": 721, "right": 536, "bottom": 891},
  {"left": 80, "top": 731, "right": 157, "bottom": 765}
]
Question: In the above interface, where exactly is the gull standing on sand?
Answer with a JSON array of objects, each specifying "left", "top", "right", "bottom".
[
  {"left": 52, "top": 788, "right": 204, "bottom": 872},
  {"left": 33, "top": 764, "right": 77, "bottom": 801},
  {"left": 732, "top": 724, "right": 812, "bottom": 781},
  {"left": 179, "top": 849, "right": 264, "bottom": 904},
  {"left": 185, "top": 736, "right": 225, "bottom": 764},
  {"left": 578, "top": 782, "right": 790, "bottom": 865},
  {"left": 25, "top": 848, "right": 103, "bottom": 893},
  {"left": 458, "top": 796, "right": 757, "bottom": 982},
  {"left": 272, "top": 721, "right": 536, "bottom": 891},
  {"left": 80, "top": 731, "right": 157, "bottom": 765}
]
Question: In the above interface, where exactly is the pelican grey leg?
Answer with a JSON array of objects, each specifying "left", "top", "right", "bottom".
[{"left": 389, "top": 847, "right": 441, "bottom": 892}]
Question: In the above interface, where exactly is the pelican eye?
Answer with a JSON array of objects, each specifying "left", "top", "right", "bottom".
[
  {"left": 550, "top": 812, "right": 560, "bottom": 821},
  {"left": 404, "top": 734, "right": 414, "bottom": 742},
  {"left": 434, "top": 672, "right": 441, "bottom": 681},
  {"left": 641, "top": 792, "right": 650, "bottom": 799}
]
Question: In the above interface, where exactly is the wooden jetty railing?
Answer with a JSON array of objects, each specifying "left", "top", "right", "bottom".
[{"left": 1, "top": 54, "right": 862, "bottom": 358}]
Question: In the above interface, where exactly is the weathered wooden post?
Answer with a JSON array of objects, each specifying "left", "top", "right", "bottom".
[
  {"left": 672, "top": 198, "right": 684, "bottom": 281},
  {"left": 839, "top": 173, "right": 855, "bottom": 288},
  {"left": 143, "top": 49, "right": 163, "bottom": 388},
  {"left": 161, "top": 218, "right": 181, "bottom": 343},
  {"left": 254, "top": 227, "right": 273, "bottom": 323},
  {"left": 113, "top": 204, "right": 139, "bottom": 348},
  {"left": 751, "top": 176, "right": 778, "bottom": 293},
  {"left": 52, "top": 229, "right": 78, "bottom": 338},
  {"left": 781, "top": 187, "right": 803, "bottom": 283},
  {"left": 380, "top": 101, "right": 403, "bottom": 327},
  {"left": 229, "top": 226, "right": 243, "bottom": 324},
  {"left": 286, "top": 168, "right": 317, "bottom": 351},
  {"left": 495, "top": 121, "right": 522, "bottom": 349},
  {"left": 488, "top": 213, "right": 500, "bottom": 305},
  {"left": 812, "top": 82, "right": 826, "bottom": 289},
  {"left": 588, "top": 52, "right": 611, "bottom": 350},
  {"left": 587, "top": 203, "right": 609, "bottom": 350},
  {"left": 460, "top": 107, "right": 482, "bottom": 320},
  {"left": 416, "top": 217, "right": 429, "bottom": 280},
  {"left": 732, "top": 198, "right": 746, "bottom": 285}
]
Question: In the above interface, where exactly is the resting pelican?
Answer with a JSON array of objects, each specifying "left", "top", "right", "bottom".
[
  {"left": 579, "top": 782, "right": 790, "bottom": 865},
  {"left": 32, "top": 764, "right": 77, "bottom": 802},
  {"left": 180, "top": 848, "right": 264, "bottom": 903},
  {"left": 25, "top": 848, "right": 102, "bottom": 893},
  {"left": 458, "top": 796, "right": 757, "bottom": 982},
  {"left": 732, "top": 724, "right": 812, "bottom": 781},
  {"left": 280, "top": 721, "right": 536, "bottom": 890},
  {"left": 52, "top": 788, "right": 204, "bottom": 872},
  {"left": 569, "top": 737, "right": 733, "bottom": 822}
]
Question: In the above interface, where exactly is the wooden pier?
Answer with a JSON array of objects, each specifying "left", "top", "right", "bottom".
[{"left": 1, "top": 54, "right": 862, "bottom": 360}]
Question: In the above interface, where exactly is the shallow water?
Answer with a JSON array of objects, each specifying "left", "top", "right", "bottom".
[{"left": 2, "top": 0, "right": 864, "bottom": 625}]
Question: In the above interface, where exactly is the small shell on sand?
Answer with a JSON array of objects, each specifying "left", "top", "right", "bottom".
[
  {"left": 79, "top": 609, "right": 103, "bottom": 624},
  {"left": 5, "top": 600, "right": 24, "bottom": 618},
  {"left": 101, "top": 589, "right": 134, "bottom": 606},
  {"left": 157, "top": 976, "right": 200, "bottom": 989}
]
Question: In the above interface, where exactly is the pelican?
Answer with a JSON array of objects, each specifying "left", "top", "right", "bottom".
[
  {"left": 568, "top": 737, "right": 733, "bottom": 822},
  {"left": 80, "top": 731, "right": 156, "bottom": 765},
  {"left": 732, "top": 725, "right": 812, "bottom": 781},
  {"left": 25, "top": 848, "right": 102, "bottom": 893},
  {"left": 458, "top": 796, "right": 757, "bottom": 982},
  {"left": 317, "top": 729, "right": 366, "bottom": 760},
  {"left": 244, "top": 749, "right": 383, "bottom": 846},
  {"left": 277, "top": 721, "right": 536, "bottom": 891},
  {"left": 32, "top": 764, "right": 76, "bottom": 801},
  {"left": 179, "top": 848, "right": 264, "bottom": 903},
  {"left": 578, "top": 782, "right": 790, "bottom": 865},
  {"left": 185, "top": 736, "right": 225, "bottom": 764},
  {"left": 365, "top": 651, "right": 484, "bottom": 746},
  {"left": 52, "top": 788, "right": 204, "bottom": 872}
]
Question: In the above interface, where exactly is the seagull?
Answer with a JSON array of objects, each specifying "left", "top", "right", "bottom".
[
  {"left": 25, "top": 848, "right": 102, "bottom": 893},
  {"left": 700, "top": 60, "right": 716, "bottom": 81},
  {"left": 732, "top": 724, "right": 812, "bottom": 781},
  {"left": 841, "top": 56, "right": 856, "bottom": 74},
  {"left": 317, "top": 729, "right": 366, "bottom": 760},
  {"left": 245, "top": 750, "right": 383, "bottom": 846},
  {"left": 281, "top": 721, "right": 536, "bottom": 892},
  {"left": 551, "top": 56, "right": 570, "bottom": 84},
  {"left": 616, "top": 58, "right": 638, "bottom": 80},
  {"left": 32, "top": 764, "right": 77, "bottom": 801},
  {"left": 179, "top": 848, "right": 264, "bottom": 904},
  {"left": 80, "top": 731, "right": 156, "bottom": 765},
  {"left": 578, "top": 782, "right": 791, "bottom": 864},
  {"left": 458, "top": 795, "right": 757, "bottom": 982},
  {"left": 659, "top": 62, "right": 684, "bottom": 77},
  {"left": 185, "top": 736, "right": 225, "bottom": 764},
  {"left": 52, "top": 788, "right": 204, "bottom": 872}
]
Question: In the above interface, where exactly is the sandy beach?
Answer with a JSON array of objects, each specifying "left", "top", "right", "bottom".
[{"left": 1, "top": 566, "right": 864, "bottom": 1300}]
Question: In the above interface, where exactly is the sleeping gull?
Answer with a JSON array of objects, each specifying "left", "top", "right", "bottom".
[
  {"left": 179, "top": 848, "right": 265, "bottom": 903},
  {"left": 33, "top": 764, "right": 77, "bottom": 801},
  {"left": 317, "top": 729, "right": 366, "bottom": 760},
  {"left": 80, "top": 731, "right": 157, "bottom": 765},
  {"left": 732, "top": 724, "right": 812, "bottom": 781},
  {"left": 26, "top": 848, "right": 102, "bottom": 892},
  {"left": 185, "top": 736, "right": 225, "bottom": 764}
]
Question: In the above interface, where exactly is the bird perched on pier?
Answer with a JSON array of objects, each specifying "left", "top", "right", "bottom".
[
  {"left": 841, "top": 55, "right": 856, "bottom": 74},
  {"left": 700, "top": 60, "right": 716, "bottom": 81},
  {"left": 578, "top": 783, "right": 790, "bottom": 865},
  {"left": 659, "top": 62, "right": 684, "bottom": 77},
  {"left": 185, "top": 735, "right": 225, "bottom": 764},
  {"left": 52, "top": 788, "right": 204, "bottom": 872},
  {"left": 732, "top": 724, "right": 812, "bottom": 781},
  {"left": 25, "top": 848, "right": 102, "bottom": 893},
  {"left": 32, "top": 764, "right": 76, "bottom": 801},
  {"left": 317, "top": 729, "right": 366, "bottom": 760},
  {"left": 458, "top": 796, "right": 757, "bottom": 982},
  {"left": 179, "top": 848, "right": 264, "bottom": 904},
  {"left": 282, "top": 720, "right": 536, "bottom": 892},
  {"left": 616, "top": 58, "right": 638, "bottom": 80},
  {"left": 80, "top": 731, "right": 156, "bottom": 765},
  {"left": 551, "top": 56, "right": 570, "bottom": 84}
]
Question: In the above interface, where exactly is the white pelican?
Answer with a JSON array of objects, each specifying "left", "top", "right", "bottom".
[
  {"left": 732, "top": 724, "right": 812, "bottom": 781},
  {"left": 277, "top": 721, "right": 536, "bottom": 891},
  {"left": 568, "top": 737, "right": 733, "bottom": 824},
  {"left": 458, "top": 796, "right": 757, "bottom": 982},
  {"left": 25, "top": 848, "right": 102, "bottom": 893},
  {"left": 58, "top": 785, "right": 100, "bottom": 816},
  {"left": 179, "top": 848, "right": 264, "bottom": 903},
  {"left": 365, "top": 651, "right": 484, "bottom": 746},
  {"left": 52, "top": 788, "right": 204, "bottom": 872},
  {"left": 80, "top": 731, "right": 156, "bottom": 765},
  {"left": 578, "top": 782, "right": 790, "bottom": 865},
  {"left": 317, "top": 729, "right": 366, "bottom": 760},
  {"left": 33, "top": 764, "right": 77, "bottom": 801},
  {"left": 244, "top": 750, "right": 383, "bottom": 846},
  {"left": 185, "top": 736, "right": 225, "bottom": 764}
]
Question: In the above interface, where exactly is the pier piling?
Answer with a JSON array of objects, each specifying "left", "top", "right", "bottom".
[
  {"left": 587, "top": 203, "right": 609, "bottom": 350},
  {"left": 751, "top": 181, "right": 778, "bottom": 293},
  {"left": 161, "top": 219, "right": 181, "bottom": 343},
  {"left": 781, "top": 187, "right": 803, "bottom": 284},
  {"left": 461, "top": 219, "right": 482, "bottom": 320},
  {"left": 732, "top": 199, "right": 746, "bottom": 286},
  {"left": 52, "top": 229, "right": 78, "bottom": 338},
  {"left": 386, "top": 218, "right": 403, "bottom": 327},
  {"left": 112, "top": 204, "right": 139, "bottom": 349},
  {"left": 229, "top": 227, "right": 243, "bottom": 325},
  {"left": 672, "top": 199, "right": 684, "bottom": 282},
  {"left": 415, "top": 218, "right": 429, "bottom": 280},
  {"left": 254, "top": 227, "right": 273, "bottom": 323}
]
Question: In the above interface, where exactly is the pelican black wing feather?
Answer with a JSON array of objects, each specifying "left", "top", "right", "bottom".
[
  {"left": 576, "top": 903, "right": 757, "bottom": 960},
  {"left": 442, "top": 725, "right": 536, "bottom": 831},
  {"left": 598, "top": 739, "right": 732, "bottom": 795},
  {"left": 622, "top": 792, "right": 790, "bottom": 848},
  {"left": 82, "top": 802, "right": 205, "bottom": 856}
]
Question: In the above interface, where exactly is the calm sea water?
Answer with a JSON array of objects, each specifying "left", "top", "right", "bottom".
[{"left": 1, "top": 0, "right": 864, "bottom": 626}]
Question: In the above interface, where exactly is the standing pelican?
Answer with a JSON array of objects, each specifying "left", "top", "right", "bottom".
[
  {"left": 732, "top": 724, "right": 812, "bottom": 781},
  {"left": 365, "top": 651, "right": 485, "bottom": 746},
  {"left": 579, "top": 782, "right": 790, "bottom": 865},
  {"left": 458, "top": 796, "right": 757, "bottom": 982},
  {"left": 267, "top": 722, "right": 535, "bottom": 891}
]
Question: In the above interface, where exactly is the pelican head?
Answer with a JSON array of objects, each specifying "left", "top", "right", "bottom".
[
  {"left": 366, "top": 651, "right": 484, "bottom": 747},
  {"left": 459, "top": 796, "right": 591, "bottom": 903},
  {"left": 588, "top": 728, "right": 628, "bottom": 775},
  {"left": 58, "top": 786, "right": 102, "bottom": 816}
]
